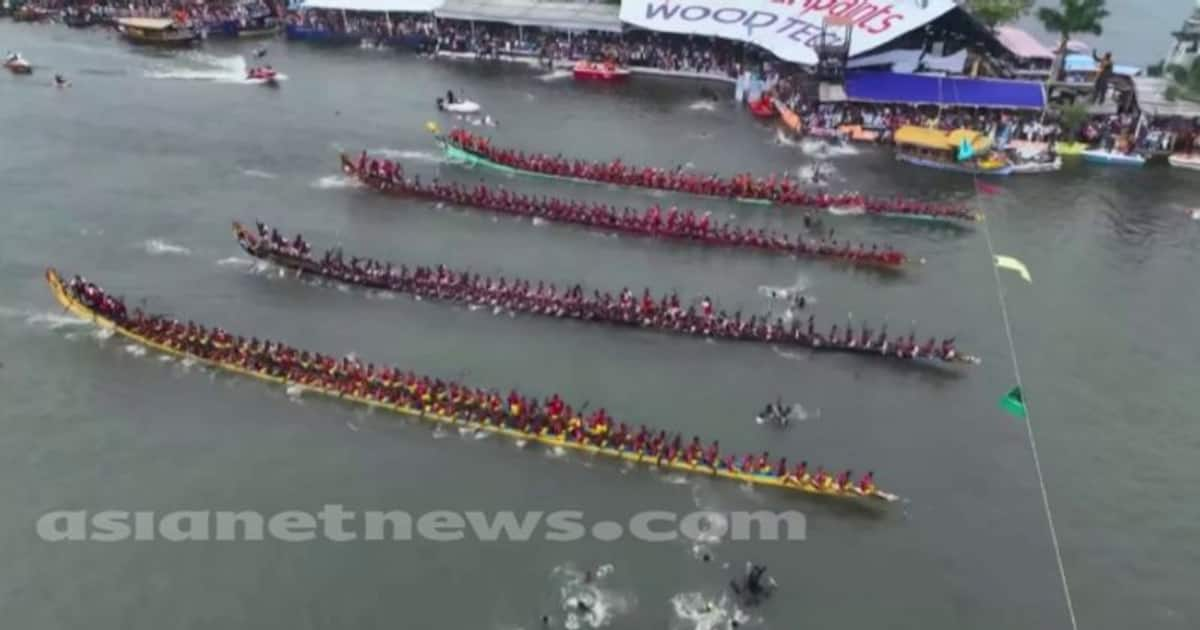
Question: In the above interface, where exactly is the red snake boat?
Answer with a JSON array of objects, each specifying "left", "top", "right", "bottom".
[
  {"left": 234, "top": 221, "right": 977, "bottom": 367},
  {"left": 47, "top": 268, "right": 900, "bottom": 503},
  {"left": 438, "top": 129, "right": 980, "bottom": 223},
  {"left": 340, "top": 152, "right": 911, "bottom": 270}
]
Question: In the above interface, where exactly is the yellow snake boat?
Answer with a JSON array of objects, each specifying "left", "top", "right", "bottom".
[{"left": 46, "top": 268, "right": 899, "bottom": 504}]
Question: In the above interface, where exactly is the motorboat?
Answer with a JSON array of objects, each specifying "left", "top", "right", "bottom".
[
  {"left": 4, "top": 53, "right": 32, "bottom": 75},
  {"left": 573, "top": 60, "right": 631, "bottom": 81}
]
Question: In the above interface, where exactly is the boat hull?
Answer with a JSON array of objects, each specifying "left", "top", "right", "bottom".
[
  {"left": 573, "top": 67, "right": 630, "bottom": 81},
  {"left": 1080, "top": 150, "right": 1145, "bottom": 166},
  {"left": 118, "top": 29, "right": 200, "bottom": 47},
  {"left": 896, "top": 153, "right": 1013, "bottom": 176},
  {"left": 1168, "top": 154, "right": 1200, "bottom": 171},
  {"left": 5, "top": 62, "right": 32, "bottom": 75},
  {"left": 45, "top": 267, "right": 898, "bottom": 504}
]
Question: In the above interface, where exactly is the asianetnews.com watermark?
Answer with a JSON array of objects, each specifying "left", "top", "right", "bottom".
[{"left": 36, "top": 506, "right": 806, "bottom": 543}]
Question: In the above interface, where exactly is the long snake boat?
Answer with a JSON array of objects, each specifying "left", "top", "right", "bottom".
[
  {"left": 438, "top": 129, "right": 981, "bottom": 224},
  {"left": 46, "top": 268, "right": 899, "bottom": 503},
  {"left": 235, "top": 221, "right": 978, "bottom": 367},
  {"left": 341, "top": 153, "right": 911, "bottom": 270}
]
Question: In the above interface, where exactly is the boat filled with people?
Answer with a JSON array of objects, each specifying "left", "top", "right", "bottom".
[
  {"left": 439, "top": 129, "right": 979, "bottom": 223},
  {"left": 46, "top": 268, "right": 899, "bottom": 503},
  {"left": 893, "top": 126, "right": 1013, "bottom": 176},
  {"left": 234, "top": 222, "right": 976, "bottom": 366},
  {"left": 340, "top": 152, "right": 910, "bottom": 270}
]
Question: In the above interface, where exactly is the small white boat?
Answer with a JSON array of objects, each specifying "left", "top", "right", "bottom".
[
  {"left": 1080, "top": 149, "right": 1145, "bottom": 167},
  {"left": 1010, "top": 157, "right": 1063, "bottom": 174},
  {"left": 442, "top": 99, "right": 481, "bottom": 114},
  {"left": 4, "top": 54, "right": 32, "bottom": 75},
  {"left": 1168, "top": 153, "right": 1200, "bottom": 171}
]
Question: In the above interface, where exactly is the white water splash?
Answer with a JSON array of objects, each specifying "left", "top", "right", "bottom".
[
  {"left": 216, "top": 256, "right": 254, "bottom": 267},
  {"left": 311, "top": 175, "right": 361, "bottom": 190},
  {"left": 827, "top": 205, "right": 864, "bottom": 216},
  {"left": 369, "top": 148, "right": 444, "bottom": 164},
  {"left": 795, "top": 162, "right": 838, "bottom": 185},
  {"left": 123, "top": 344, "right": 146, "bottom": 357},
  {"left": 286, "top": 384, "right": 306, "bottom": 398},
  {"left": 553, "top": 564, "right": 631, "bottom": 630},
  {"left": 1191, "top": 209, "right": 1200, "bottom": 221},
  {"left": 143, "top": 239, "right": 191, "bottom": 256},
  {"left": 538, "top": 69, "right": 572, "bottom": 81},
  {"left": 0, "top": 306, "right": 88, "bottom": 331},
  {"left": 687, "top": 100, "right": 717, "bottom": 112},
  {"left": 770, "top": 346, "right": 810, "bottom": 362},
  {"left": 145, "top": 52, "right": 287, "bottom": 85},
  {"left": 240, "top": 169, "right": 277, "bottom": 179},
  {"left": 669, "top": 592, "right": 750, "bottom": 630},
  {"left": 757, "top": 273, "right": 811, "bottom": 301},
  {"left": 91, "top": 328, "right": 114, "bottom": 341},
  {"left": 531, "top": 217, "right": 548, "bottom": 227}
]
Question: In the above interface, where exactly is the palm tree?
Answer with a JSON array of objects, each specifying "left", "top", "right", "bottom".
[{"left": 1036, "top": 0, "right": 1111, "bottom": 81}]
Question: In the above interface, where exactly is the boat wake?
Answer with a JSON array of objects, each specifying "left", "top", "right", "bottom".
[
  {"left": 827, "top": 205, "right": 865, "bottom": 216},
  {"left": 216, "top": 256, "right": 254, "bottom": 267},
  {"left": 687, "top": 100, "right": 717, "bottom": 112},
  {"left": 796, "top": 162, "right": 839, "bottom": 185},
  {"left": 669, "top": 592, "right": 751, "bottom": 630},
  {"left": 143, "top": 239, "right": 191, "bottom": 256},
  {"left": 758, "top": 274, "right": 817, "bottom": 316},
  {"left": 311, "top": 174, "right": 361, "bottom": 189},
  {"left": 552, "top": 564, "right": 631, "bottom": 630},
  {"left": 240, "top": 169, "right": 277, "bottom": 179},
  {"left": 368, "top": 148, "right": 444, "bottom": 164},
  {"left": 538, "top": 69, "right": 572, "bottom": 81},
  {"left": 145, "top": 52, "right": 287, "bottom": 85},
  {"left": 0, "top": 306, "right": 87, "bottom": 330},
  {"left": 779, "top": 133, "right": 860, "bottom": 157},
  {"left": 124, "top": 343, "right": 147, "bottom": 357}
]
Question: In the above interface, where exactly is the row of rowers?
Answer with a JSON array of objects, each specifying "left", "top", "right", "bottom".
[
  {"left": 67, "top": 275, "right": 881, "bottom": 495},
  {"left": 444, "top": 129, "right": 975, "bottom": 220},
  {"left": 250, "top": 224, "right": 963, "bottom": 361},
  {"left": 351, "top": 154, "right": 907, "bottom": 267}
]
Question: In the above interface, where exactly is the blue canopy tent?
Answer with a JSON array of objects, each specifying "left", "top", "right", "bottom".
[{"left": 843, "top": 72, "right": 1047, "bottom": 110}]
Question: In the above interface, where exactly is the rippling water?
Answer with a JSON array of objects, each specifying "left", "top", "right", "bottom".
[{"left": 0, "top": 17, "right": 1197, "bottom": 630}]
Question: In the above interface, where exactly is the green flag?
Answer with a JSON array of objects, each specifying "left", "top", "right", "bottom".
[{"left": 999, "top": 386, "right": 1026, "bottom": 419}]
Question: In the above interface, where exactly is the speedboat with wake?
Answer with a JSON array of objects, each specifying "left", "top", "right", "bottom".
[
  {"left": 45, "top": 268, "right": 901, "bottom": 504},
  {"left": 246, "top": 65, "right": 278, "bottom": 85},
  {"left": 4, "top": 52, "right": 32, "bottom": 75}
]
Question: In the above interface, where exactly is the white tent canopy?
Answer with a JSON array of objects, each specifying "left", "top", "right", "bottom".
[
  {"left": 435, "top": 0, "right": 622, "bottom": 33},
  {"left": 300, "top": 0, "right": 445, "bottom": 12}
]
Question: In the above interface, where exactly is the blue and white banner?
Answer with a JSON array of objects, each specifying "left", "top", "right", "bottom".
[{"left": 620, "top": 0, "right": 957, "bottom": 66}]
